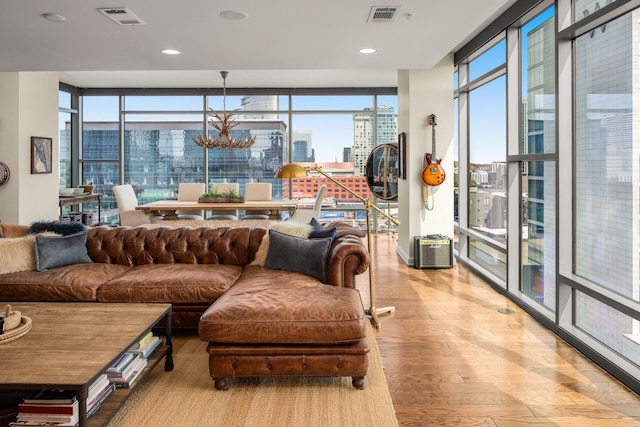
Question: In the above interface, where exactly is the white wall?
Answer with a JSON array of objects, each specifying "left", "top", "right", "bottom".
[
  {"left": 397, "top": 57, "right": 455, "bottom": 264},
  {"left": 0, "top": 72, "right": 59, "bottom": 225}
]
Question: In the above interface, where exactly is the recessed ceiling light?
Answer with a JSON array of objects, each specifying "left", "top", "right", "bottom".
[
  {"left": 220, "top": 10, "right": 249, "bottom": 20},
  {"left": 162, "top": 49, "right": 181, "bottom": 55},
  {"left": 42, "top": 13, "right": 66, "bottom": 22},
  {"left": 359, "top": 48, "right": 377, "bottom": 54}
]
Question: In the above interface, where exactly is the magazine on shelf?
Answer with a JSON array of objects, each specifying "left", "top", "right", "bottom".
[
  {"left": 17, "top": 400, "right": 78, "bottom": 415},
  {"left": 10, "top": 421, "right": 79, "bottom": 427},
  {"left": 110, "top": 357, "right": 147, "bottom": 388},
  {"left": 21, "top": 390, "right": 77, "bottom": 405},
  {"left": 107, "top": 353, "right": 144, "bottom": 379},
  {"left": 130, "top": 331, "right": 153, "bottom": 350},
  {"left": 86, "top": 374, "right": 110, "bottom": 403},
  {"left": 128, "top": 335, "right": 162, "bottom": 359},
  {"left": 106, "top": 352, "right": 135, "bottom": 374},
  {"left": 86, "top": 384, "right": 115, "bottom": 418},
  {"left": 14, "top": 410, "right": 79, "bottom": 426}
]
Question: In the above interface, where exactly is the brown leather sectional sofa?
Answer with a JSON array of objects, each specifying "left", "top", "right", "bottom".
[{"left": 0, "top": 222, "right": 372, "bottom": 388}]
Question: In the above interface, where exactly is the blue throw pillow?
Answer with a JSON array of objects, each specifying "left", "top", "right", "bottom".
[
  {"left": 264, "top": 230, "right": 332, "bottom": 283},
  {"left": 28, "top": 221, "right": 87, "bottom": 236},
  {"left": 34, "top": 231, "right": 92, "bottom": 271},
  {"left": 309, "top": 218, "right": 337, "bottom": 241}
]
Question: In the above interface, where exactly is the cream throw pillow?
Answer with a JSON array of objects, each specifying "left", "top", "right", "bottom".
[
  {"left": 251, "top": 221, "right": 313, "bottom": 266},
  {"left": 0, "top": 234, "right": 37, "bottom": 274},
  {"left": 0, "top": 232, "right": 62, "bottom": 275}
]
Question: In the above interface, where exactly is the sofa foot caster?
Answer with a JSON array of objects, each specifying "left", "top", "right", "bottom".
[
  {"left": 352, "top": 376, "right": 364, "bottom": 389},
  {"left": 214, "top": 379, "right": 228, "bottom": 390}
]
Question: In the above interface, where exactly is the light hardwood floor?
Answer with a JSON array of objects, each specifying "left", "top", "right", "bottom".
[{"left": 358, "top": 234, "right": 640, "bottom": 426}]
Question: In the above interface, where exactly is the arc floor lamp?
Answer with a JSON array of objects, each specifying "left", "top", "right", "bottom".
[{"left": 275, "top": 163, "right": 400, "bottom": 330}]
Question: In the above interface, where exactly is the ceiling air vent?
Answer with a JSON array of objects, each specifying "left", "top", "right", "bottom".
[
  {"left": 367, "top": 6, "right": 399, "bottom": 23},
  {"left": 97, "top": 8, "right": 146, "bottom": 26}
]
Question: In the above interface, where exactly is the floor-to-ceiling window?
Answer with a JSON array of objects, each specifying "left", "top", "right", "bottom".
[
  {"left": 572, "top": 3, "right": 640, "bottom": 371},
  {"left": 456, "top": 37, "right": 508, "bottom": 283},
  {"left": 455, "top": 0, "right": 640, "bottom": 393},
  {"left": 65, "top": 90, "right": 397, "bottom": 226},
  {"left": 58, "top": 91, "right": 72, "bottom": 189},
  {"left": 519, "top": 7, "right": 556, "bottom": 311}
]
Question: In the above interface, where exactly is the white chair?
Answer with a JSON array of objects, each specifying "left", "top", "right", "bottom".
[
  {"left": 113, "top": 184, "right": 163, "bottom": 226},
  {"left": 288, "top": 184, "right": 327, "bottom": 224},
  {"left": 176, "top": 183, "right": 206, "bottom": 220},
  {"left": 207, "top": 183, "right": 240, "bottom": 221},
  {"left": 241, "top": 182, "right": 272, "bottom": 220}
]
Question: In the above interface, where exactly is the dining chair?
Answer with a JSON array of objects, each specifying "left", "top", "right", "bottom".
[
  {"left": 176, "top": 183, "right": 206, "bottom": 220},
  {"left": 207, "top": 183, "right": 240, "bottom": 221},
  {"left": 241, "top": 182, "right": 272, "bottom": 220},
  {"left": 113, "top": 184, "right": 163, "bottom": 226},
  {"left": 288, "top": 184, "right": 327, "bottom": 223}
]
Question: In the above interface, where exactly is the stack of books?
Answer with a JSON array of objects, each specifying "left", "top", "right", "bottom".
[
  {"left": 128, "top": 331, "right": 162, "bottom": 360},
  {"left": 86, "top": 374, "right": 115, "bottom": 418},
  {"left": 12, "top": 390, "right": 79, "bottom": 426},
  {"left": 106, "top": 352, "right": 147, "bottom": 388},
  {"left": 105, "top": 331, "right": 161, "bottom": 388}
]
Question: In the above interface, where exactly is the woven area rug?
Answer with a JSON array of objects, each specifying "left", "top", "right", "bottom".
[{"left": 106, "top": 324, "right": 397, "bottom": 427}]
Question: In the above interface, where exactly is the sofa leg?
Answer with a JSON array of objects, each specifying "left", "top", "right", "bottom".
[
  {"left": 352, "top": 376, "right": 364, "bottom": 389},
  {"left": 214, "top": 378, "right": 228, "bottom": 390}
]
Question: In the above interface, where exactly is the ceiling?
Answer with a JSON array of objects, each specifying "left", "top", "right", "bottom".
[{"left": 0, "top": 1, "right": 517, "bottom": 89}]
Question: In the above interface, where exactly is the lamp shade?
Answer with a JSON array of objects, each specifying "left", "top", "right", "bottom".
[{"left": 274, "top": 163, "right": 309, "bottom": 179}]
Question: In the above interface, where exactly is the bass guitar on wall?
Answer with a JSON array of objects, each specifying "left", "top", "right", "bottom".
[{"left": 421, "top": 114, "right": 445, "bottom": 186}]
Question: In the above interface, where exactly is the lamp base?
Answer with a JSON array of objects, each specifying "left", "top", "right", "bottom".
[{"left": 366, "top": 305, "right": 395, "bottom": 330}]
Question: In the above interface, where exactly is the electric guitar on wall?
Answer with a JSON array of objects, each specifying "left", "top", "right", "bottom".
[{"left": 421, "top": 114, "right": 446, "bottom": 186}]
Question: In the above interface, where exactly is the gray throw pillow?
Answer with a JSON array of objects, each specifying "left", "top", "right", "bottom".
[
  {"left": 34, "top": 231, "right": 93, "bottom": 271},
  {"left": 264, "top": 230, "right": 332, "bottom": 282}
]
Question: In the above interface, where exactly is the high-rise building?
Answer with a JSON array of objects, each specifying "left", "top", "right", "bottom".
[
  {"left": 240, "top": 96, "right": 279, "bottom": 119},
  {"left": 352, "top": 105, "right": 397, "bottom": 176},
  {"left": 292, "top": 129, "right": 313, "bottom": 162}
]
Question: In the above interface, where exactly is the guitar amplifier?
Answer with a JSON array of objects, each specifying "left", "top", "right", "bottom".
[{"left": 414, "top": 235, "right": 453, "bottom": 269}]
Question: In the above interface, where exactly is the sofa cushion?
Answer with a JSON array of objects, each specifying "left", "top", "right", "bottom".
[
  {"left": 264, "top": 230, "right": 332, "bottom": 282},
  {"left": 199, "top": 265, "right": 367, "bottom": 345},
  {"left": 35, "top": 231, "right": 93, "bottom": 271},
  {"left": 97, "top": 264, "right": 243, "bottom": 303},
  {"left": 0, "top": 234, "right": 37, "bottom": 274},
  {"left": 0, "top": 263, "right": 131, "bottom": 301}
]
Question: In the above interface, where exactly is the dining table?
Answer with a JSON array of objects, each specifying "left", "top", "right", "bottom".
[{"left": 135, "top": 199, "right": 299, "bottom": 220}]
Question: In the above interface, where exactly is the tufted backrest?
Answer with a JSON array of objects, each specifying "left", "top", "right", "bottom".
[{"left": 86, "top": 226, "right": 267, "bottom": 267}]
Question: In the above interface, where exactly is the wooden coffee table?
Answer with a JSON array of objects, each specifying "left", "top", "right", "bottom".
[{"left": 0, "top": 302, "right": 173, "bottom": 427}]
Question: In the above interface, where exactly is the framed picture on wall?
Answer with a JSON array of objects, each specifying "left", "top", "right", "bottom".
[
  {"left": 398, "top": 132, "right": 407, "bottom": 179},
  {"left": 31, "top": 136, "right": 52, "bottom": 174}
]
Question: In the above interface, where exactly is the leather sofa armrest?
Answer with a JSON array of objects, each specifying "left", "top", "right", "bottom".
[{"left": 325, "top": 235, "right": 370, "bottom": 288}]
